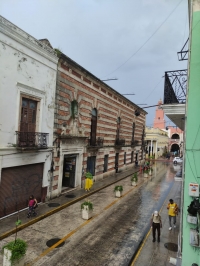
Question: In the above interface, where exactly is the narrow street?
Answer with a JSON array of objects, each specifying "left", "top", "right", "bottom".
[{"left": 0, "top": 161, "right": 181, "bottom": 266}]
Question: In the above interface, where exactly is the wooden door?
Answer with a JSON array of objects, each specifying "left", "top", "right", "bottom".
[
  {"left": 20, "top": 98, "right": 37, "bottom": 146},
  {"left": 20, "top": 98, "right": 37, "bottom": 132}
]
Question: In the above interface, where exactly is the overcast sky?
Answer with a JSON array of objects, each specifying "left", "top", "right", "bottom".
[{"left": 1, "top": 0, "right": 188, "bottom": 126}]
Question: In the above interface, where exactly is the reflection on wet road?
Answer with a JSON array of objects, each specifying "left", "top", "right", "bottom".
[{"left": 2, "top": 162, "right": 178, "bottom": 266}]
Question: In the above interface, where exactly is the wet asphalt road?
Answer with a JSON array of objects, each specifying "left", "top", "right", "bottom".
[{"left": 0, "top": 161, "right": 176, "bottom": 266}]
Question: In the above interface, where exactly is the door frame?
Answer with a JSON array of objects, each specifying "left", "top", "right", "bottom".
[{"left": 58, "top": 147, "right": 84, "bottom": 194}]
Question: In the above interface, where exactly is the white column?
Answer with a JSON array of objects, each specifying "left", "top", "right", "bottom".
[
  {"left": 150, "top": 140, "right": 153, "bottom": 156},
  {"left": 155, "top": 141, "right": 158, "bottom": 159}
]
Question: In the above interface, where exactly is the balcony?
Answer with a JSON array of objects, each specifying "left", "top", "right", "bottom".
[
  {"left": 16, "top": 132, "right": 49, "bottom": 149},
  {"left": 87, "top": 137, "right": 104, "bottom": 148},
  {"left": 164, "top": 69, "right": 187, "bottom": 104},
  {"left": 177, "top": 38, "right": 189, "bottom": 61},
  {"left": 162, "top": 70, "right": 187, "bottom": 130},
  {"left": 131, "top": 140, "right": 139, "bottom": 146},
  {"left": 115, "top": 138, "right": 125, "bottom": 146}
]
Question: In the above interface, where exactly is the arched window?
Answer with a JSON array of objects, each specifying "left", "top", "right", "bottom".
[
  {"left": 171, "top": 133, "right": 180, "bottom": 140},
  {"left": 90, "top": 108, "right": 97, "bottom": 145},
  {"left": 71, "top": 100, "right": 78, "bottom": 119}
]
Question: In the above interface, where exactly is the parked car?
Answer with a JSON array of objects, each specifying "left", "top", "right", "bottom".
[
  {"left": 175, "top": 170, "right": 182, "bottom": 177},
  {"left": 173, "top": 157, "right": 183, "bottom": 164}
]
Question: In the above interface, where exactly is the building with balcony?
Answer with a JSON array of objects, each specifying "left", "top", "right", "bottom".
[
  {"left": 181, "top": 1, "right": 200, "bottom": 265},
  {"left": 51, "top": 53, "right": 147, "bottom": 197},
  {"left": 162, "top": 69, "right": 186, "bottom": 131},
  {"left": 0, "top": 16, "right": 58, "bottom": 218},
  {"left": 160, "top": 1, "right": 200, "bottom": 265}
]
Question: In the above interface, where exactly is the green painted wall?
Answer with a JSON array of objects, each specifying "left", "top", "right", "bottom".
[{"left": 182, "top": 4, "right": 200, "bottom": 266}]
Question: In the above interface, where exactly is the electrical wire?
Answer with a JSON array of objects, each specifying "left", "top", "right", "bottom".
[
  {"left": 102, "top": 0, "right": 184, "bottom": 78},
  {"left": 143, "top": 78, "right": 163, "bottom": 101}
]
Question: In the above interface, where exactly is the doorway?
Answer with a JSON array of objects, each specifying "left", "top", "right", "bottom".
[
  {"left": 62, "top": 155, "right": 76, "bottom": 188},
  {"left": 103, "top": 155, "right": 108, "bottom": 173},
  {"left": 87, "top": 156, "right": 96, "bottom": 176},
  {"left": 115, "top": 153, "right": 119, "bottom": 168}
]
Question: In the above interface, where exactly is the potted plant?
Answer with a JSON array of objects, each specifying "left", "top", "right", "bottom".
[
  {"left": 143, "top": 167, "right": 149, "bottom": 177},
  {"left": 81, "top": 200, "right": 93, "bottom": 220},
  {"left": 131, "top": 173, "right": 138, "bottom": 186},
  {"left": 114, "top": 185, "right": 123, "bottom": 197},
  {"left": 149, "top": 167, "right": 153, "bottom": 176},
  {"left": 2, "top": 213, "right": 27, "bottom": 266}
]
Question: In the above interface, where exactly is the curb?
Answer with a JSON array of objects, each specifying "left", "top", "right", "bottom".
[{"left": 0, "top": 169, "right": 140, "bottom": 241}]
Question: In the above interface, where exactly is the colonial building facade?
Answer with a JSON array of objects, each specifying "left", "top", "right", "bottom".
[
  {"left": 153, "top": 99, "right": 183, "bottom": 156},
  {"left": 145, "top": 127, "right": 169, "bottom": 159},
  {"left": 51, "top": 53, "right": 147, "bottom": 198},
  {"left": 0, "top": 16, "right": 58, "bottom": 217}
]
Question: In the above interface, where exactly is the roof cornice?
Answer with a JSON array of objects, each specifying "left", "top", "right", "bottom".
[{"left": 0, "top": 16, "right": 58, "bottom": 64}]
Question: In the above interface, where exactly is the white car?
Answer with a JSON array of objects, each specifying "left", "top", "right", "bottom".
[{"left": 173, "top": 157, "right": 183, "bottom": 164}]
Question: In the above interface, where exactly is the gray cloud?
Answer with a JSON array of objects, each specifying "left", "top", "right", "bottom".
[{"left": 1, "top": 0, "right": 188, "bottom": 126}]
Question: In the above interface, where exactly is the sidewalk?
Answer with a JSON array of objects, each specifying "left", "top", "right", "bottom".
[
  {"left": 0, "top": 166, "right": 140, "bottom": 240},
  {"left": 132, "top": 179, "right": 182, "bottom": 266}
]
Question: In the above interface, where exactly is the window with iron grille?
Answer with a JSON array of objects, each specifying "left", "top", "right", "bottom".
[{"left": 124, "top": 152, "right": 126, "bottom": 164}]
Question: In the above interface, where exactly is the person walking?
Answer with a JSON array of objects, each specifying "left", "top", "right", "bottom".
[
  {"left": 167, "top": 199, "right": 178, "bottom": 230},
  {"left": 27, "top": 195, "right": 37, "bottom": 218},
  {"left": 151, "top": 210, "right": 162, "bottom": 242}
]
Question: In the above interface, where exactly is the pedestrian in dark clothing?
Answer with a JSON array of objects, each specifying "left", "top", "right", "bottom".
[{"left": 151, "top": 211, "right": 162, "bottom": 242}]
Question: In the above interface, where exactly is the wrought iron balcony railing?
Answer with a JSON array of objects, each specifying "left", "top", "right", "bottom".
[
  {"left": 164, "top": 69, "right": 187, "bottom": 104},
  {"left": 88, "top": 137, "right": 104, "bottom": 147},
  {"left": 16, "top": 132, "right": 49, "bottom": 149},
  {"left": 115, "top": 138, "right": 125, "bottom": 146},
  {"left": 131, "top": 140, "right": 139, "bottom": 146},
  {"left": 177, "top": 38, "right": 189, "bottom": 61}
]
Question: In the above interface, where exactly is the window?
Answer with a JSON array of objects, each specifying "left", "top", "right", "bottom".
[
  {"left": 20, "top": 98, "right": 37, "bottom": 132},
  {"left": 87, "top": 156, "right": 96, "bottom": 176},
  {"left": 116, "top": 117, "right": 121, "bottom": 140},
  {"left": 131, "top": 151, "right": 134, "bottom": 163},
  {"left": 132, "top": 122, "right": 135, "bottom": 144},
  {"left": 71, "top": 100, "right": 78, "bottom": 119},
  {"left": 90, "top": 108, "right": 97, "bottom": 146},
  {"left": 124, "top": 152, "right": 126, "bottom": 164},
  {"left": 141, "top": 126, "right": 145, "bottom": 145},
  {"left": 103, "top": 155, "right": 108, "bottom": 173}
]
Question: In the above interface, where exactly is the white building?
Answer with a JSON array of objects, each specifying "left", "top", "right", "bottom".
[{"left": 0, "top": 16, "right": 58, "bottom": 218}]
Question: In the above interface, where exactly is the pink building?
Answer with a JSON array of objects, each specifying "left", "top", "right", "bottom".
[{"left": 153, "top": 100, "right": 184, "bottom": 155}]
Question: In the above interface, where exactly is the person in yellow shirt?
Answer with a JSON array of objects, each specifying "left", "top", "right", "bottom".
[{"left": 167, "top": 199, "right": 179, "bottom": 230}]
